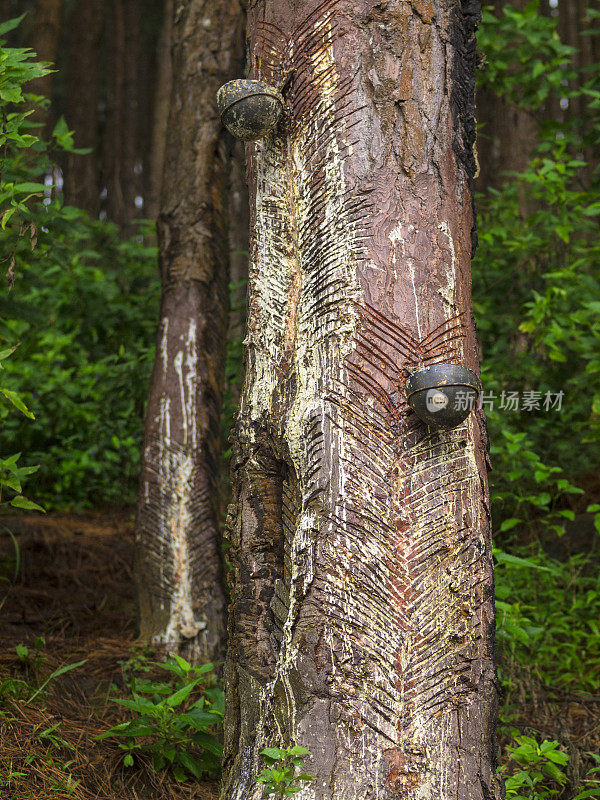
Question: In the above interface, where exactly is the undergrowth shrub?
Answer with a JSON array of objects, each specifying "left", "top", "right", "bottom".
[
  {"left": 475, "top": 2, "right": 600, "bottom": 513},
  {"left": 0, "top": 211, "right": 159, "bottom": 508},
  {"left": 98, "top": 654, "right": 223, "bottom": 783}
]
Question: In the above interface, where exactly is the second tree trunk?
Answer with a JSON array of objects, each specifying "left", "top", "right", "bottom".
[{"left": 134, "top": 0, "right": 245, "bottom": 665}]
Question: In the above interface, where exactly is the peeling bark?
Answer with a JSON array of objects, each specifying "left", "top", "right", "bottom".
[
  {"left": 223, "top": 1, "right": 502, "bottom": 798},
  {"left": 134, "top": 0, "right": 245, "bottom": 664}
]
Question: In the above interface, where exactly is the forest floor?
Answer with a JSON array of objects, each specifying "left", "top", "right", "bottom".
[
  {"left": 0, "top": 510, "right": 219, "bottom": 800},
  {"left": 0, "top": 511, "right": 598, "bottom": 799}
]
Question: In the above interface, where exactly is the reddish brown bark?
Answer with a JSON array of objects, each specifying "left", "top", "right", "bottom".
[
  {"left": 223, "top": 1, "right": 501, "bottom": 798},
  {"left": 134, "top": 0, "right": 245, "bottom": 664},
  {"left": 62, "top": 0, "right": 103, "bottom": 214}
]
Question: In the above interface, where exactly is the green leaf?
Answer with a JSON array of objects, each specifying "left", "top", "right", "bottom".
[
  {"left": 172, "top": 764, "right": 187, "bottom": 782},
  {"left": 288, "top": 746, "right": 311, "bottom": 756},
  {"left": 0, "top": 345, "right": 19, "bottom": 363},
  {"left": 27, "top": 659, "right": 87, "bottom": 703},
  {"left": 261, "top": 747, "right": 288, "bottom": 761},
  {"left": 13, "top": 182, "right": 46, "bottom": 194},
  {"left": 170, "top": 653, "right": 192, "bottom": 673},
  {"left": 178, "top": 751, "right": 207, "bottom": 780},
  {"left": 500, "top": 518, "right": 522, "bottom": 532},
  {"left": 0, "top": 388, "right": 35, "bottom": 418},
  {"left": 165, "top": 680, "right": 195, "bottom": 708},
  {"left": 113, "top": 697, "right": 161, "bottom": 715},
  {"left": 0, "top": 14, "right": 26, "bottom": 37},
  {"left": 10, "top": 495, "right": 45, "bottom": 512},
  {"left": 190, "top": 731, "right": 223, "bottom": 756},
  {"left": 494, "top": 549, "right": 553, "bottom": 571},
  {"left": 16, "top": 643, "right": 28, "bottom": 660}
]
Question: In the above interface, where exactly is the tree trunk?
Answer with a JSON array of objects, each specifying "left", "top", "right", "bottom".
[
  {"left": 146, "top": 0, "right": 174, "bottom": 221},
  {"left": 28, "top": 0, "right": 63, "bottom": 137},
  {"left": 475, "top": 0, "right": 536, "bottom": 192},
  {"left": 63, "top": 0, "right": 103, "bottom": 214},
  {"left": 134, "top": 0, "right": 245, "bottom": 664},
  {"left": 222, "top": 1, "right": 502, "bottom": 799},
  {"left": 557, "top": 0, "right": 599, "bottom": 185},
  {"left": 102, "top": 0, "right": 139, "bottom": 228}
]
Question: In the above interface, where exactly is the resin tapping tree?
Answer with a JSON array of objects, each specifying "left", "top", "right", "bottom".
[
  {"left": 134, "top": 0, "right": 244, "bottom": 664},
  {"left": 222, "top": 1, "right": 503, "bottom": 799}
]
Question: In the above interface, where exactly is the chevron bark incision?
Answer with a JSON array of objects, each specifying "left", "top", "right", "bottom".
[{"left": 223, "top": 1, "right": 501, "bottom": 799}]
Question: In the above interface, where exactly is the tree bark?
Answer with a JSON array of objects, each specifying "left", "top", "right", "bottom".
[
  {"left": 62, "top": 0, "right": 103, "bottom": 214},
  {"left": 222, "top": 1, "right": 502, "bottom": 799},
  {"left": 134, "top": 0, "right": 245, "bottom": 664}
]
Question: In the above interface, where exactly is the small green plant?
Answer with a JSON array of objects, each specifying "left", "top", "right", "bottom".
[
  {"left": 257, "top": 745, "right": 315, "bottom": 798},
  {"left": 572, "top": 752, "right": 600, "bottom": 800},
  {"left": 0, "top": 347, "right": 43, "bottom": 513},
  {"left": 0, "top": 765, "right": 25, "bottom": 790},
  {"left": 97, "top": 654, "right": 223, "bottom": 783},
  {"left": 16, "top": 635, "right": 46, "bottom": 671},
  {"left": 0, "top": 674, "right": 29, "bottom": 704},
  {"left": 26, "top": 658, "right": 87, "bottom": 704},
  {"left": 499, "top": 734, "right": 568, "bottom": 799},
  {"left": 0, "top": 653, "right": 85, "bottom": 713}
]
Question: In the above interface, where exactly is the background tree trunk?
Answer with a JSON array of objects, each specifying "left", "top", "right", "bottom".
[
  {"left": 62, "top": 0, "right": 103, "bottom": 214},
  {"left": 145, "top": 0, "right": 174, "bottom": 221},
  {"left": 475, "top": 0, "right": 535, "bottom": 192},
  {"left": 27, "top": 0, "right": 63, "bottom": 137},
  {"left": 222, "top": 1, "right": 501, "bottom": 798},
  {"left": 134, "top": 0, "right": 245, "bottom": 664},
  {"left": 102, "top": 0, "right": 139, "bottom": 228},
  {"left": 557, "top": 0, "right": 599, "bottom": 184}
]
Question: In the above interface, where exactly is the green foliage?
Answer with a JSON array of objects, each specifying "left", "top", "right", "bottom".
[
  {"left": 16, "top": 635, "right": 46, "bottom": 671},
  {"left": 478, "top": 2, "right": 575, "bottom": 108},
  {"left": 257, "top": 746, "right": 315, "bottom": 798},
  {"left": 0, "top": 646, "right": 85, "bottom": 708},
  {"left": 478, "top": 14, "right": 600, "bottom": 797},
  {"left": 475, "top": 2, "right": 600, "bottom": 514},
  {"left": 0, "top": 16, "right": 158, "bottom": 508},
  {"left": 490, "top": 428, "right": 583, "bottom": 538},
  {"left": 0, "top": 212, "right": 159, "bottom": 507},
  {"left": 496, "top": 547, "right": 600, "bottom": 695},
  {"left": 499, "top": 734, "right": 568, "bottom": 799},
  {"left": 0, "top": 16, "right": 82, "bottom": 275},
  {"left": 97, "top": 655, "right": 223, "bottom": 783},
  {"left": 0, "top": 20, "right": 51, "bottom": 512},
  {"left": 495, "top": 548, "right": 600, "bottom": 797}
]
